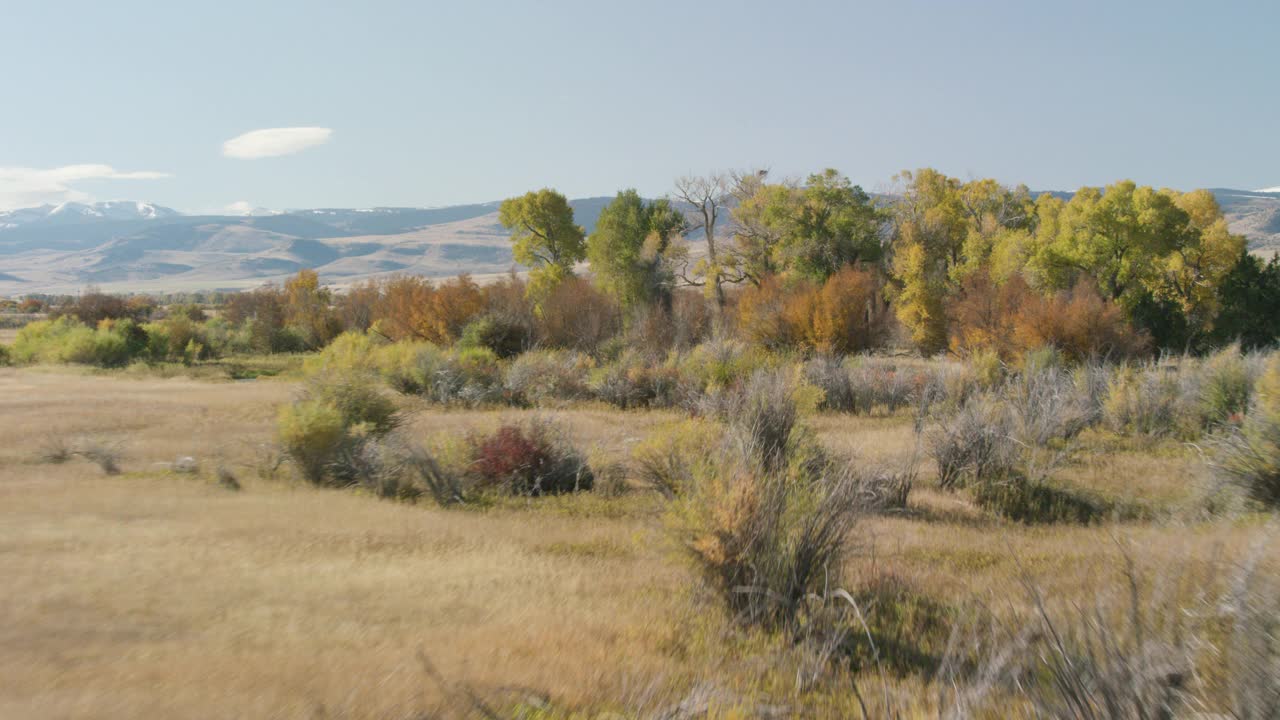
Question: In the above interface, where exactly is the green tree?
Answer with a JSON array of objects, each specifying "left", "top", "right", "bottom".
[
  {"left": 498, "top": 189, "right": 586, "bottom": 300},
  {"left": 1211, "top": 252, "right": 1280, "bottom": 350},
  {"left": 586, "top": 190, "right": 686, "bottom": 313},
  {"left": 729, "top": 169, "right": 790, "bottom": 285},
  {"left": 781, "top": 169, "right": 886, "bottom": 282},
  {"left": 1026, "top": 181, "right": 1246, "bottom": 348}
]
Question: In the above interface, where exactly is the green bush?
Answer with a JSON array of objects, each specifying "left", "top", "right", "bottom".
[
  {"left": 676, "top": 337, "right": 773, "bottom": 397},
  {"left": 632, "top": 419, "right": 724, "bottom": 497},
  {"left": 302, "top": 372, "right": 401, "bottom": 436},
  {"left": 277, "top": 399, "right": 347, "bottom": 484},
  {"left": 458, "top": 315, "right": 531, "bottom": 358},
  {"left": 11, "top": 316, "right": 147, "bottom": 367}
]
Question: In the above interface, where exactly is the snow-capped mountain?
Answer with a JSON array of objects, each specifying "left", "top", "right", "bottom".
[{"left": 0, "top": 201, "right": 180, "bottom": 228}]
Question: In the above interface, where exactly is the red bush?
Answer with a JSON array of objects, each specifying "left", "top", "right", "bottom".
[{"left": 468, "top": 421, "right": 591, "bottom": 495}]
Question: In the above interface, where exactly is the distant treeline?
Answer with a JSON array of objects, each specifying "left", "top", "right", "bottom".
[{"left": 4, "top": 167, "right": 1280, "bottom": 367}]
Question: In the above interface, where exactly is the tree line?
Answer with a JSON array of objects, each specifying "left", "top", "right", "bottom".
[
  {"left": 8, "top": 167, "right": 1280, "bottom": 367},
  {"left": 497, "top": 167, "right": 1280, "bottom": 358}
]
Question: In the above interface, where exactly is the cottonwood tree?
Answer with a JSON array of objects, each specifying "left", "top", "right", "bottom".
[
  {"left": 729, "top": 168, "right": 790, "bottom": 285},
  {"left": 586, "top": 189, "right": 686, "bottom": 315},
  {"left": 1026, "top": 181, "right": 1245, "bottom": 348},
  {"left": 673, "top": 172, "right": 742, "bottom": 311},
  {"left": 498, "top": 189, "right": 586, "bottom": 301}
]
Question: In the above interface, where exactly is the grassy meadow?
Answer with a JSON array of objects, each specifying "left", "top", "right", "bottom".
[{"left": 2, "top": 352, "right": 1276, "bottom": 719}]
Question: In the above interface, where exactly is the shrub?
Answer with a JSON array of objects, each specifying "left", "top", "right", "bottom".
[
  {"left": 1004, "top": 363, "right": 1098, "bottom": 447},
  {"left": 667, "top": 429, "right": 864, "bottom": 629},
  {"left": 854, "top": 460, "right": 917, "bottom": 512},
  {"left": 1012, "top": 277, "right": 1150, "bottom": 363},
  {"left": 277, "top": 400, "right": 346, "bottom": 484},
  {"left": 803, "top": 355, "right": 858, "bottom": 412},
  {"left": 303, "top": 331, "right": 383, "bottom": 375},
  {"left": 632, "top": 419, "right": 724, "bottom": 498},
  {"left": 535, "top": 276, "right": 621, "bottom": 354},
  {"left": 459, "top": 315, "right": 531, "bottom": 359},
  {"left": 1211, "top": 355, "right": 1280, "bottom": 506},
  {"left": 301, "top": 372, "right": 401, "bottom": 436},
  {"left": 79, "top": 437, "right": 124, "bottom": 475},
  {"left": 11, "top": 316, "right": 147, "bottom": 367},
  {"left": 846, "top": 358, "right": 919, "bottom": 415},
  {"left": 735, "top": 275, "right": 799, "bottom": 350},
  {"left": 927, "top": 398, "right": 1017, "bottom": 490},
  {"left": 948, "top": 270, "right": 1028, "bottom": 361},
  {"left": 1198, "top": 344, "right": 1258, "bottom": 428},
  {"left": 949, "top": 272, "right": 1150, "bottom": 365},
  {"left": 58, "top": 288, "right": 147, "bottom": 325},
  {"left": 371, "top": 274, "right": 486, "bottom": 345},
  {"left": 1102, "top": 364, "right": 1190, "bottom": 437},
  {"left": 677, "top": 337, "right": 773, "bottom": 398},
  {"left": 592, "top": 354, "right": 682, "bottom": 410},
  {"left": 503, "top": 350, "right": 593, "bottom": 406},
  {"left": 403, "top": 444, "right": 468, "bottom": 506},
  {"left": 372, "top": 340, "right": 435, "bottom": 394},
  {"left": 403, "top": 345, "right": 504, "bottom": 406},
  {"left": 467, "top": 420, "right": 592, "bottom": 496},
  {"left": 0, "top": 344, "right": 9, "bottom": 366},
  {"left": 329, "top": 434, "right": 422, "bottom": 501},
  {"left": 700, "top": 369, "right": 801, "bottom": 471},
  {"left": 805, "top": 265, "right": 889, "bottom": 354}
]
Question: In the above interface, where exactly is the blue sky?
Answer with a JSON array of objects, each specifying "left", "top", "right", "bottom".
[{"left": 1, "top": 0, "right": 1276, "bottom": 212}]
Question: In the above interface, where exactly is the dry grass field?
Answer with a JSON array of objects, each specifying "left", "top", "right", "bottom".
[{"left": 0, "top": 368, "right": 1272, "bottom": 718}]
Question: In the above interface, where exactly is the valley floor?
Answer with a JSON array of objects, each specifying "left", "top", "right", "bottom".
[{"left": 0, "top": 369, "right": 1269, "bottom": 718}]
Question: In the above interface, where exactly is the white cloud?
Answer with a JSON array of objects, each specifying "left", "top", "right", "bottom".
[
  {"left": 0, "top": 164, "right": 171, "bottom": 210},
  {"left": 224, "top": 200, "right": 256, "bottom": 215},
  {"left": 222, "top": 127, "right": 333, "bottom": 159}
]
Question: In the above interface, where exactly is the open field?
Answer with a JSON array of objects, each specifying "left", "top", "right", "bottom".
[{"left": 0, "top": 368, "right": 1274, "bottom": 718}]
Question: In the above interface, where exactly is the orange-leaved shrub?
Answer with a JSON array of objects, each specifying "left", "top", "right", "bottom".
[
  {"left": 736, "top": 266, "right": 888, "bottom": 354},
  {"left": 950, "top": 272, "right": 1147, "bottom": 363},
  {"left": 371, "top": 274, "right": 486, "bottom": 344}
]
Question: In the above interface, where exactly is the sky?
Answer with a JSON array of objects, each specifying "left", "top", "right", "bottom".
[{"left": 1, "top": 0, "right": 1277, "bottom": 213}]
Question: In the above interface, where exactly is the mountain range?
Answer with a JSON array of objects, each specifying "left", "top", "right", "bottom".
[{"left": 0, "top": 190, "right": 1277, "bottom": 296}]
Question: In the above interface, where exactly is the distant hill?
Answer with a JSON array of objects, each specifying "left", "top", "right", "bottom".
[
  {"left": 0, "top": 198, "right": 615, "bottom": 295},
  {"left": 0, "top": 190, "right": 1275, "bottom": 296}
]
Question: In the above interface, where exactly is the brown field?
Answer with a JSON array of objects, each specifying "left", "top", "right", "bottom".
[{"left": 0, "top": 368, "right": 1270, "bottom": 718}]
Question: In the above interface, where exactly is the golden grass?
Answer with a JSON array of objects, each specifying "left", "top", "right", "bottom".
[{"left": 0, "top": 368, "right": 1272, "bottom": 717}]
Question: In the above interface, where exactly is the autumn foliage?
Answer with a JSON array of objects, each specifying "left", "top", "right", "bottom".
[
  {"left": 737, "top": 266, "right": 889, "bottom": 354},
  {"left": 950, "top": 271, "right": 1148, "bottom": 363}
]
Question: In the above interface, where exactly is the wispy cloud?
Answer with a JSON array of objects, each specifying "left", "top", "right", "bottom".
[
  {"left": 0, "top": 164, "right": 171, "bottom": 211},
  {"left": 222, "top": 127, "right": 333, "bottom": 159}
]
